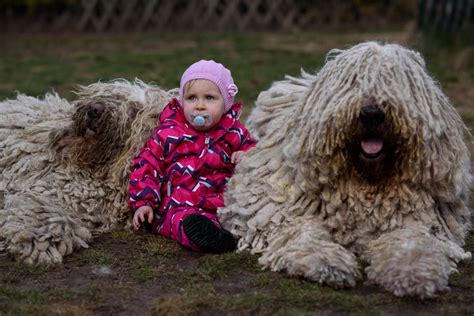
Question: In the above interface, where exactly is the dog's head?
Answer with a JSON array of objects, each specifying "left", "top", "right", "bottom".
[
  {"left": 52, "top": 79, "right": 171, "bottom": 177},
  {"left": 284, "top": 42, "right": 470, "bottom": 196}
]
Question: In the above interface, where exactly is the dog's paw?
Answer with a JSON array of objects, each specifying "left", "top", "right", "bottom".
[
  {"left": 365, "top": 257, "right": 452, "bottom": 299},
  {"left": 365, "top": 229, "right": 467, "bottom": 299},
  {"left": 260, "top": 241, "right": 361, "bottom": 288}
]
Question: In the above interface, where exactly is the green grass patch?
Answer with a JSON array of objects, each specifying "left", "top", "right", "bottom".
[
  {"left": 0, "top": 283, "right": 132, "bottom": 314},
  {"left": 149, "top": 275, "right": 388, "bottom": 315},
  {"left": 0, "top": 286, "right": 77, "bottom": 305},
  {"left": 192, "top": 251, "right": 260, "bottom": 281},
  {"left": 219, "top": 291, "right": 273, "bottom": 311},
  {"left": 0, "top": 303, "right": 92, "bottom": 316},
  {"left": 0, "top": 33, "right": 326, "bottom": 114},
  {"left": 1, "top": 262, "right": 59, "bottom": 284},
  {"left": 150, "top": 287, "right": 272, "bottom": 315},
  {"left": 109, "top": 229, "right": 135, "bottom": 240},
  {"left": 253, "top": 273, "right": 390, "bottom": 314},
  {"left": 130, "top": 256, "right": 165, "bottom": 282},
  {"left": 142, "top": 237, "right": 182, "bottom": 258},
  {"left": 3, "top": 32, "right": 472, "bottom": 124},
  {"left": 76, "top": 248, "right": 118, "bottom": 266},
  {"left": 151, "top": 250, "right": 391, "bottom": 314},
  {"left": 150, "top": 295, "right": 192, "bottom": 316}
]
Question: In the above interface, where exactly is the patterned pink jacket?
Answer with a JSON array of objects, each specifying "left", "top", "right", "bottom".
[{"left": 128, "top": 98, "right": 256, "bottom": 233}]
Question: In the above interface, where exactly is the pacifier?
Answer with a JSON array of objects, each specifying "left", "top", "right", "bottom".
[{"left": 187, "top": 112, "right": 213, "bottom": 127}]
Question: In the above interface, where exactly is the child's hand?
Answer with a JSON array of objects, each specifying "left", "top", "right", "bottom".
[
  {"left": 133, "top": 206, "right": 154, "bottom": 230},
  {"left": 231, "top": 151, "right": 245, "bottom": 164}
]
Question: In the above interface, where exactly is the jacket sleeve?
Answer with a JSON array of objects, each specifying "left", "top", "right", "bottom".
[
  {"left": 128, "top": 127, "right": 165, "bottom": 213},
  {"left": 238, "top": 124, "right": 257, "bottom": 152}
]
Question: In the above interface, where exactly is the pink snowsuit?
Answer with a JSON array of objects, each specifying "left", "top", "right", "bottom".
[{"left": 128, "top": 98, "right": 256, "bottom": 250}]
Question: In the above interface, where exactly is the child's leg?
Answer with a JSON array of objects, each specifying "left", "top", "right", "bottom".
[
  {"left": 157, "top": 207, "right": 236, "bottom": 252},
  {"left": 182, "top": 213, "right": 237, "bottom": 253}
]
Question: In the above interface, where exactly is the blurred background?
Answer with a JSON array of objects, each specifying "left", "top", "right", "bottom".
[{"left": 0, "top": 0, "right": 473, "bottom": 122}]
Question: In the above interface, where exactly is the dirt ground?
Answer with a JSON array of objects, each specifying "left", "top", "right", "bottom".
[
  {"left": 1, "top": 228, "right": 473, "bottom": 316},
  {"left": 1, "top": 149, "right": 473, "bottom": 313}
]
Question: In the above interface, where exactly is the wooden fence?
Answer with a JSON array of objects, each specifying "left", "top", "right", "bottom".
[
  {"left": 418, "top": 0, "right": 474, "bottom": 32},
  {"left": 1, "top": 0, "right": 418, "bottom": 33}
]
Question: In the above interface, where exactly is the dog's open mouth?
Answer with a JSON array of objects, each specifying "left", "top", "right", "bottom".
[
  {"left": 360, "top": 138, "right": 384, "bottom": 158},
  {"left": 348, "top": 101, "right": 397, "bottom": 182}
]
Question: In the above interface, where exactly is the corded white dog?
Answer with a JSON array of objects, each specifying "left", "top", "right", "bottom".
[
  {"left": 0, "top": 80, "right": 173, "bottom": 264},
  {"left": 219, "top": 42, "right": 472, "bottom": 298}
]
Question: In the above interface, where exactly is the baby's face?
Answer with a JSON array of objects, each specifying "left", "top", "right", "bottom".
[{"left": 182, "top": 79, "right": 225, "bottom": 131}]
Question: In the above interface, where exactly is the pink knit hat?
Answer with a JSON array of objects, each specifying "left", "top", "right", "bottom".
[{"left": 179, "top": 60, "right": 238, "bottom": 112}]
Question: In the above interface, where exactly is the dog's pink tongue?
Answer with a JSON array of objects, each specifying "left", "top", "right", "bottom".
[{"left": 361, "top": 139, "right": 383, "bottom": 154}]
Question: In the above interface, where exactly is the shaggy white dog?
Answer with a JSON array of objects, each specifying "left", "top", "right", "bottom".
[
  {"left": 0, "top": 80, "right": 173, "bottom": 264},
  {"left": 219, "top": 42, "right": 472, "bottom": 298}
]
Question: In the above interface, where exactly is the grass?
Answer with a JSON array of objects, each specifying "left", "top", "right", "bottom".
[
  {"left": 2, "top": 31, "right": 472, "bottom": 117},
  {"left": 2, "top": 31, "right": 471, "bottom": 115},
  {"left": 148, "top": 265, "right": 389, "bottom": 314},
  {"left": 1, "top": 262, "right": 58, "bottom": 285},
  {"left": 0, "top": 287, "right": 75, "bottom": 304},
  {"left": 142, "top": 237, "right": 182, "bottom": 258},
  {"left": 76, "top": 248, "right": 118, "bottom": 266},
  {"left": 0, "top": 287, "right": 84, "bottom": 315},
  {"left": 0, "top": 32, "right": 328, "bottom": 117},
  {"left": 1, "top": 31, "right": 473, "bottom": 315},
  {"left": 1, "top": 230, "right": 473, "bottom": 315},
  {"left": 130, "top": 256, "right": 164, "bottom": 282}
]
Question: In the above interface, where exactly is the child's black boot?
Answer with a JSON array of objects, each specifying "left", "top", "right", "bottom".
[{"left": 182, "top": 214, "right": 237, "bottom": 253}]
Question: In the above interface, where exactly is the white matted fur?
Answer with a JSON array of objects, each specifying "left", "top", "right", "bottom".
[
  {"left": 219, "top": 42, "right": 472, "bottom": 298},
  {"left": 0, "top": 79, "right": 174, "bottom": 264}
]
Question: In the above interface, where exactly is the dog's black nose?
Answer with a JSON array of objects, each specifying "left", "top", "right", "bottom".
[
  {"left": 87, "top": 103, "right": 104, "bottom": 119},
  {"left": 360, "top": 105, "right": 385, "bottom": 126}
]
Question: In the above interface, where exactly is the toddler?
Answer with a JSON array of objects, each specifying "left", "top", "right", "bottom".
[{"left": 128, "top": 60, "right": 256, "bottom": 253}]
